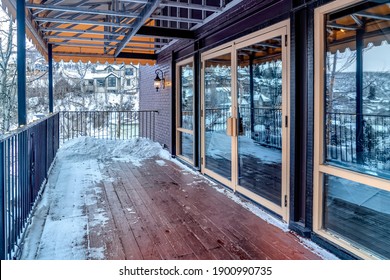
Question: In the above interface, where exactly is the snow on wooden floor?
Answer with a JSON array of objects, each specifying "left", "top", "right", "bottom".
[{"left": 20, "top": 137, "right": 337, "bottom": 260}]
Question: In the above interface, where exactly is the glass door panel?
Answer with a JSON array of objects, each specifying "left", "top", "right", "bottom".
[
  {"left": 177, "top": 60, "right": 194, "bottom": 163},
  {"left": 204, "top": 53, "right": 232, "bottom": 180},
  {"left": 236, "top": 36, "right": 283, "bottom": 206}
]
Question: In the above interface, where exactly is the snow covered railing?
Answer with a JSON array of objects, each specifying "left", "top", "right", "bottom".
[
  {"left": 59, "top": 110, "right": 158, "bottom": 144},
  {"left": 0, "top": 113, "right": 60, "bottom": 259}
]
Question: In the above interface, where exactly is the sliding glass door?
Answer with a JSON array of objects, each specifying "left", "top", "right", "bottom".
[
  {"left": 202, "top": 50, "right": 233, "bottom": 186},
  {"left": 236, "top": 35, "right": 285, "bottom": 210},
  {"left": 201, "top": 21, "right": 290, "bottom": 220}
]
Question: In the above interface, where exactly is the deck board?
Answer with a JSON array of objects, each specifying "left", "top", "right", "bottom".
[{"left": 81, "top": 157, "right": 322, "bottom": 260}]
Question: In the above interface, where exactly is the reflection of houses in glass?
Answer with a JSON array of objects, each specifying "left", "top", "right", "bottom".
[{"left": 84, "top": 64, "right": 138, "bottom": 94}]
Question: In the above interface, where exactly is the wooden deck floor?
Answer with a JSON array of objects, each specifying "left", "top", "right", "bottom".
[{"left": 86, "top": 157, "right": 321, "bottom": 260}]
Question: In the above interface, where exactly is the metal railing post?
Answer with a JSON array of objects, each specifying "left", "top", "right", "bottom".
[{"left": 0, "top": 141, "right": 5, "bottom": 259}]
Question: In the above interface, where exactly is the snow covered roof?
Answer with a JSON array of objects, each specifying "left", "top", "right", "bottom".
[
  {"left": 84, "top": 72, "right": 119, "bottom": 80},
  {"left": 95, "top": 64, "right": 123, "bottom": 71}
]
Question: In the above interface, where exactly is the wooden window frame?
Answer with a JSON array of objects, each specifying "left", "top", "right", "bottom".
[{"left": 313, "top": 0, "right": 390, "bottom": 259}]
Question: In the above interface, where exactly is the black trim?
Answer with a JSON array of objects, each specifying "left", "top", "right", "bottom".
[
  {"left": 194, "top": 46, "right": 201, "bottom": 169},
  {"left": 117, "top": 52, "right": 158, "bottom": 60},
  {"left": 171, "top": 51, "right": 176, "bottom": 157},
  {"left": 137, "top": 26, "right": 195, "bottom": 39}
]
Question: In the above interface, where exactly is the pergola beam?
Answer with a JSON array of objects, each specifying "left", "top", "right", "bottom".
[
  {"left": 42, "top": 27, "right": 128, "bottom": 36},
  {"left": 150, "top": 15, "right": 203, "bottom": 24},
  {"left": 26, "top": 3, "right": 139, "bottom": 18},
  {"left": 119, "top": 0, "right": 223, "bottom": 11},
  {"left": 327, "top": 23, "right": 358, "bottom": 31},
  {"left": 137, "top": 25, "right": 195, "bottom": 39},
  {"left": 46, "top": 35, "right": 168, "bottom": 45},
  {"left": 53, "top": 51, "right": 157, "bottom": 60},
  {"left": 117, "top": 51, "right": 158, "bottom": 60},
  {"left": 115, "top": 0, "right": 161, "bottom": 57},
  {"left": 354, "top": 12, "right": 390, "bottom": 21},
  {"left": 42, "top": 27, "right": 177, "bottom": 39},
  {"left": 51, "top": 41, "right": 160, "bottom": 51},
  {"left": 34, "top": 17, "right": 134, "bottom": 28},
  {"left": 159, "top": 1, "right": 222, "bottom": 12}
]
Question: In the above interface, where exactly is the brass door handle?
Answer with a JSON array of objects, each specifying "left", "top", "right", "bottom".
[{"left": 226, "top": 117, "right": 237, "bottom": 137}]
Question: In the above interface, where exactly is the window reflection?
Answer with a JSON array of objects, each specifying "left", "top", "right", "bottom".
[
  {"left": 325, "top": 2, "right": 390, "bottom": 179},
  {"left": 323, "top": 174, "right": 390, "bottom": 259},
  {"left": 204, "top": 54, "right": 232, "bottom": 179},
  {"left": 236, "top": 36, "right": 283, "bottom": 205},
  {"left": 180, "top": 64, "right": 194, "bottom": 130}
]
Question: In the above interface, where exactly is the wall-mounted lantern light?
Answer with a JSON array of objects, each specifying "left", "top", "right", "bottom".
[{"left": 154, "top": 69, "right": 165, "bottom": 92}]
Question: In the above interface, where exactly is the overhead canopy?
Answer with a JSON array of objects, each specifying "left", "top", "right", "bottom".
[
  {"left": 0, "top": 0, "right": 238, "bottom": 64},
  {"left": 326, "top": 2, "right": 390, "bottom": 53}
]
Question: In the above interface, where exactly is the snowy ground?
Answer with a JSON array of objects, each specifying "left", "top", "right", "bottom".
[{"left": 20, "top": 137, "right": 337, "bottom": 260}]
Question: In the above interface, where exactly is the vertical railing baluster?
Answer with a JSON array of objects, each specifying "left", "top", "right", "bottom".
[{"left": 0, "top": 140, "right": 5, "bottom": 260}]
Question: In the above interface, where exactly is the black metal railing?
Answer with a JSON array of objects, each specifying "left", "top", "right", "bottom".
[
  {"left": 59, "top": 111, "right": 158, "bottom": 144},
  {"left": 205, "top": 106, "right": 282, "bottom": 149},
  {"left": 205, "top": 107, "right": 230, "bottom": 132},
  {"left": 240, "top": 106, "right": 282, "bottom": 149},
  {"left": 326, "top": 112, "right": 390, "bottom": 172},
  {"left": 0, "top": 113, "right": 60, "bottom": 259}
]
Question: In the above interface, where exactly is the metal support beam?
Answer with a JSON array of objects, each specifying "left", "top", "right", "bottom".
[
  {"left": 354, "top": 12, "right": 390, "bottom": 21},
  {"left": 117, "top": 52, "right": 157, "bottom": 60},
  {"left": 115, "top": 0, "right": 160, "bottom": 57},
  {"left": 46, "top": 35, "right": 168, "bottom": 45},
  {"left": 48, "top": 44, "right": 54, "bottom": 113},
  {"left": 356, "top": 28, "right": 364, "bottom": 164},
  {"left": 160, "top": 1, "right": 222, "bottom": 12},
  {"left": 34, "top": 17, "right": 133, "bottom": 28},
  {"left": 32, "top": 0, "right": 66, "bottom": 16},
  {"left": 137, "top": 26, "right": 195, "bottom": 39},
  {"left": 17, "top": 0, "right": 26, "bottom": 126},
  {"left": 47, "top": 35, "right": 123, "bottom": 43},
  {"left": 44, "top": 35, "right": 168, "bottom": 46},
  {"left": 42, "top": 27, "right": 127, "bottom": 36},
  {"left": 51, "top": 41, "right": 161, "bottom": 51},
  {"left": 150, "top": 15, "right": 203, "bottom": 24},
  {"left": 26, "top": 3, "right": 139, "bottom": 18}
]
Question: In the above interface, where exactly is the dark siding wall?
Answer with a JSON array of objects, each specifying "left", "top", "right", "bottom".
[{"left": 139, "top": 55, "right": 173, "bottom": 152}]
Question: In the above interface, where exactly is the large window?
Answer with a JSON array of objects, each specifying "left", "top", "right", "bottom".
[
  {"left": 96, "top": 79, "right": 105, "bottom": 87},
  {"left": 176, "top": 58, "right": 194, "bottom": 163},
  {"left": 108, "top": 77, "right": 116, "bottom": 88},
  {"left": 315, "top": 0, "right": 390, "bottom": 259}
]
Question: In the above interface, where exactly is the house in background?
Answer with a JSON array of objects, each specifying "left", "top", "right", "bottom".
[
  {"left": 84, "top": 64, "right": 138, "bottom": 94},
  {"left": 1, "top": 0, "right": 389, "bottom": 260}
]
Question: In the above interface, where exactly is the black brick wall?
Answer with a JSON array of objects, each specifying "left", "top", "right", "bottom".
[{"left": 139, "top": 56, "right": 173, "bottom": 153}]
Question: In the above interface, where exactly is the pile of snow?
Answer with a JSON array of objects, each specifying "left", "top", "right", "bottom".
[{"left": 60, "top": 136, "right": 171, "bottom": 166}]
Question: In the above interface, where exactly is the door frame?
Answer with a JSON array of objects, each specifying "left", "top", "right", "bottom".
[
  {"left": 200, "top": 20, "right": 290, "bottom": 221},
  {"left": 201, "top": 46, "right": 234, "bottom": 189},
  {"left": 176, "top": 57, "right": 195, "bottom": 165}
]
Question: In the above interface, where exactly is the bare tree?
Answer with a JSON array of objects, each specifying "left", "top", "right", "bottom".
[{"left": 0, "top": 15, "right": 17, "bottom": 133}]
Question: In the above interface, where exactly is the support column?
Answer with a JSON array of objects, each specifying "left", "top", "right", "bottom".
[
  {"left": 0, "top": 142, "right": 5, "bottom": 260},
  {"left": 356, "top": 28, "right": 364, "bottom": 164},
  {"left": 48, "top": 44, "right": 54, "bottom": 113},
  {"left": 17, "top": 0, "right": 26, "bottom": 126}
]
